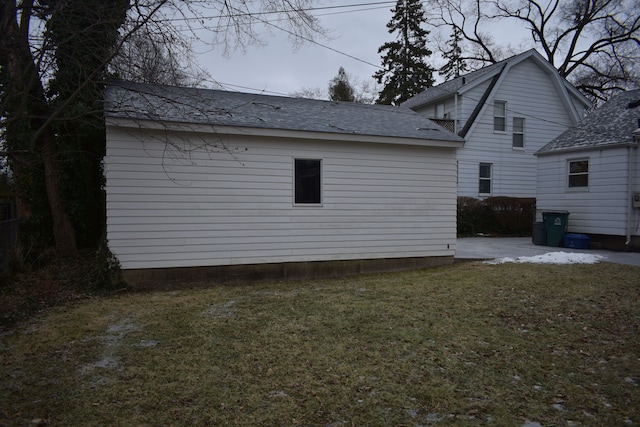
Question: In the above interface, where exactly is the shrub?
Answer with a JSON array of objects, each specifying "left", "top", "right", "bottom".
[{"left": 457, "top": 196, "right": 536, "bottom": 237}]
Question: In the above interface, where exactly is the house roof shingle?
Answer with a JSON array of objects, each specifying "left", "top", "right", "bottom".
[
  {"left": 104, "top": 81, "right": 465, "bottom": 145},
  {"left": 401, "top": 59, "right": 505, "bottom": 109},
  {"left": 536, "top": 89, "right": 640, "bottom": 155},
  {"left": 401, "top": 49, "right": 589, "bottom": 114}
]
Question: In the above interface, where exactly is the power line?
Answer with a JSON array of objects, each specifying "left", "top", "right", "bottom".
[{"left": 161, "top": 1, "right": 396, "bottom": 22}]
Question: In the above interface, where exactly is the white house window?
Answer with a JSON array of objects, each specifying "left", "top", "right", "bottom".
[
  {"left": 568, "top": 159, "right": 589, "bottom": 188},
  {"left": 479, "top": 163, "right": 492, "bottom": 194},
  {"left": 294, "top": 158, "right": 322, "bottom": 204},
  {"left": 435, "top": 103, "right": 445, "bottom": 119},
  {"left": 513, "top": 117, "right": 525, "bottom": 148},
  {"left": 494, "top": 101, "right": 506, "bottom": 132}
]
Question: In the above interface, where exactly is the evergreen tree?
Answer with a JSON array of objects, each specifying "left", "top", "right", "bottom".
[
  {"left": 328, "top": 67, "right": 356, "bottom": 102},
  {"left": 439, "top": 27, "right": 469, "bottom": 81},
  {"left": 373, "top": 0, "right": 435, "bottom": 105}
]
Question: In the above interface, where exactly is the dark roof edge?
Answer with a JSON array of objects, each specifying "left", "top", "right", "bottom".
[
  {"left": 535, "top": 140, "right": 639, "bottom": 156},
  {"left": 105, "top": 115, "right": 466, "bottom": 147},
  {"left": 458, "top": 65, "right": 506, "bottom": 137}
]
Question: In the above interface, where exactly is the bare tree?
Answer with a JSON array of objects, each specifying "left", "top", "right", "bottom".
[
  {"left": 0, "top": 0, "right": 324, "bottom": 257},
  {"left": 109, "top": 26, "right": 209, "bottom": 87},
  {"left": 428, "top": 0, "right": 640, "bottom": 102}
]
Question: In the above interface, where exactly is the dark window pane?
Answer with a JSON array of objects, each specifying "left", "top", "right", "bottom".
[
  {"left": 479, "top": 179, "right": 491, "bottom": 194},
  {"left": 295, "top": 159, "right": 321, "bottom": 204},
  {"left": 494, "top": 101, "right": 506, "bottom": 131},
  {"left": 479, "top": 163, "right": 491, "bottom": 193},
  {"left": 513, "top": 133, "right": 524, "bottom": 148},
  {"left": 568, "top": 174, "right": 588, "bottom": 187},
  {"left": 479, "top": 163, "right": 491, "bottom": 178},
  {"left": 513, "top": 117, "right": 524, "bottom": 133},
  {"left": 570, "top": 161, "right": 588, "bottom": 174},
  {"left": 568, "top": 160, "right": 589, "bottom": 188}
]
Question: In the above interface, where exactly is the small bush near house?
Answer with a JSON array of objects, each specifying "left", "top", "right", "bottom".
[
  {"left": 0, "top": 242, "right": 125, "bottom": 329},
  {"left": 458, "top": 196, "right": 536, "bottom": 237}
]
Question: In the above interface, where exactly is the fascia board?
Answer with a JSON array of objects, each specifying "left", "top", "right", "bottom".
[
  {"left": 535, "top": 141, "right": 637, "bottom": 156},
  {"left": 105, "top": 117, "right": 465, "bottom": 149}
]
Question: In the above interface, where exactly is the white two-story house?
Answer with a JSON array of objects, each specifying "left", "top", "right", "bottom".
[{"left": 403, "top": 49, "right": 592, "bottom": 199}]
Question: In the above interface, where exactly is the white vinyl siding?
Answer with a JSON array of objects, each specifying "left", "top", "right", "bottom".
[
  {"left": 106, "top": 127, "right": 458, "bottom": 270},
  {"left": 537, "top": 147, "right": 639, "bottom": 236}
]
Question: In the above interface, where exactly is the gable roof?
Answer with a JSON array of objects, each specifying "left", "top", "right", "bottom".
[
  {"left": 402, "top": 49, "right": 591, "bottom": 131},
  {"left": 401, "top": 58, "right": 507, "bottom": 109},
  {"left": 536, "top": 89, "right": 640, "bottom": 156},
  {"left": 104, "top": 81, "right": 464, "bottom": 146}
]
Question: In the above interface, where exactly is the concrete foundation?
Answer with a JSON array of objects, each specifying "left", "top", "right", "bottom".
[{"left": 121, "top": 256, "right": 454, "bottom": 291}]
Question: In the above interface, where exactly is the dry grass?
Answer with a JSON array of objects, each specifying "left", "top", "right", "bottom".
[{"left": 1, "top": 261, "right": 639, "bottom": 426}]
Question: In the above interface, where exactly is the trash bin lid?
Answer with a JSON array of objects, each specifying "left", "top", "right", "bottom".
[{"left": 542, "top": 211, "right": 570, "bottom": 214}]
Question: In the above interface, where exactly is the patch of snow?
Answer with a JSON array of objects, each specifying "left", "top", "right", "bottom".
[
  {"left": 486, "top": 252, "right": 604, "bottom": 265},
  {"left": 80, "top": 356, "right": 120, "bottom": 374}
]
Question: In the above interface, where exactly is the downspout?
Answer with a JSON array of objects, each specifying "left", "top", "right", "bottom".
[
  {"left": 626, "top": 145, "right": 633, "bottom": 247},
  {"left": 454, "top": 93, "right": 458, "bottom": 134},
  {"left": 627, "top": 127, "right": 640, "bottom": 247}
]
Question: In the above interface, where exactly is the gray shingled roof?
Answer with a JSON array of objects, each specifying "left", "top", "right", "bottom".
[
  {"left": 401, "top": 61, "right": 503, "bottom": 109},
  {"left": 537, "top": 90, "right": 640, "bottom": 155},
  {"left": 104, "top": 81, "right": 464, "bottom": 144},
  {"left": 400, "top": 50, "right": 538, "bottom": 109}
]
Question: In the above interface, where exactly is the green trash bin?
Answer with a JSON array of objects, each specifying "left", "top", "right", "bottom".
[{"left": 542, "top": 211, "right": 569, "bottom": 247}]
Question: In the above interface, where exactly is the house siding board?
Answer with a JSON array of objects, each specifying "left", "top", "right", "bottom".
[
  {"left": 455, "top": 59, "right": 574, "bottom": 197},
  {"left": 106, "top": 127, "right": 457, "bottom": 270},
  {"left": 537, "top": 147, "right": 639, "bottom": 236}
]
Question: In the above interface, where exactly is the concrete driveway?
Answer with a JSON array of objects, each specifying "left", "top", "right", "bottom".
[{"left": 455, "top": 237, "right": 640, "bottom": 267}]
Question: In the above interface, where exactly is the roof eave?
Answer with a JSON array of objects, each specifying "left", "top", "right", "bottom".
[
  {"left": 105, "top": 117, "right": 465, "bottom": 149},
  {"left": 535, "top": 140, "right": 638, "bottom": 156}
]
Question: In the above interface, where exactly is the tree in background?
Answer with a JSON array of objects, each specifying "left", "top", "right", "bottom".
[
  {"left": 374, "top": 0, "right": 436, "bottom": 105},
  {"left": 292, "top": 69, "right": 379, "bottom": 104},
  {"left": 0, "top": 0, "right": 323, "bottom": 260},
  {"left": 328, "top": 67, "right": 356, "bottom": 102},
  {"left": 428, "top": 0, "right": 640, "bottom": 103},
  {"left": 439, "top": 27, "right": 469, "bottom": 81}
]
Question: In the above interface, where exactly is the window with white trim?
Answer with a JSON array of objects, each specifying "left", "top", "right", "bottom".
[
  {"left": 294, "top": 158, "right": 322, "bottom": 204},
  {"left": 512, "top": 117, "right": 525, "bottom": 148},
  {"left": 567, "top": 159, "right": 589, "bottom": 188},
  {"left": 479, "top": 163, "right": 492, "bottom": 194},
  {"left": 494, "top": 101, "right": 506, "bottom": 132},
  {"left": 435, "top": 103, "right": 445, "bottom": 119}
]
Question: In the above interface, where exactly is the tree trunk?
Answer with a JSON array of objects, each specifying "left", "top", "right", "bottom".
[
  {"left": 40, "top": 133, "right": 78, "bottom": 256},
  {"left": 2, "top": 0, "right": 78, "bottom": 257}
]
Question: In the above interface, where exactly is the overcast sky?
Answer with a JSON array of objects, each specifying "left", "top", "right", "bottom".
[{"left": 196, "top": 1, "right": 530, "bottom": 98}]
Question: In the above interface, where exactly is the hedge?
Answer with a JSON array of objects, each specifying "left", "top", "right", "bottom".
[{"left": 457, "top": 196, "right": 536, "bottom": 237}]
